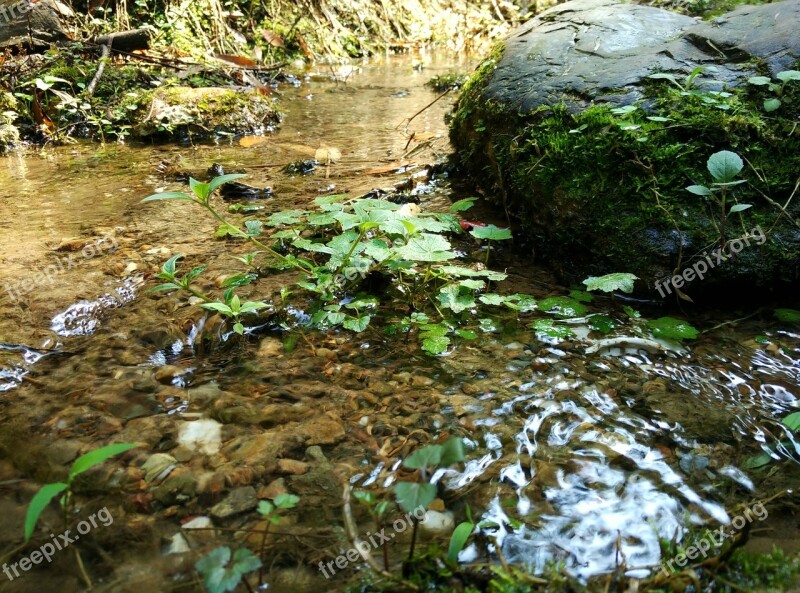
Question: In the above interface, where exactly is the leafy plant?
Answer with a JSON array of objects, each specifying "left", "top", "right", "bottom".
[
  {"left": 774, "top": 308, "right": 800, "bottom": 324},
  {"left": 448, "top": 505, "right": 475, "bottom": 563},
  {"left": 583, "top": 272, "right": 638, "bottom": 294},
  {"left": 648, "top": 66, "right": 734, "bottom": 110},
  {"left": 748, "top": 70, "right": 800, "bottom": 112},
  {"left": 25, "top": 443, "right": 138, "bottom": 541},
  {"left": 195, "top": 546, "right": 261, "bottom": 593},
  {"left": 686, "top": 150, "right": 749, "bottom": 241}
]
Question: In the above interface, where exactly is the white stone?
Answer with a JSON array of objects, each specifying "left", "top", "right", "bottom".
[{"left": 178, "top": 418, "right": 222, "bottom": 455}]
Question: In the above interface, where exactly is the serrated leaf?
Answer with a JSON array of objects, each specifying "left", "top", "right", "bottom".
[
  {"left": 530, "top": 319, "right": 574, "bottom": 339},
  {"left": 394, "top": 482, "right": 437, "bottom": 513},
  {"left": 343, "top": 315, "right": 371, "bottom": 332},
  {"left": 707, "top": 150, "right": 743, "bottom": 183},
  {"left": 267, "top": 210, "right": 306, "bottom": 226},
  {"left": 539, "top": 296, "right": 587, "bottom": 318},
  {"left": 397, "top": 233, "right": 456, "bottom": 262},
  {"left": 469, "top": 224, "right": 511, "bottom": 241},
  {"left": 583, "top": 272, "right": 638, "bottom": 294},
  {"left": 69, "top": 443, "right": 138, "bottom": 481},
  {"left": 25, "top": 482, "right": 68, "bottom": 541},
  {"left": 647, "top": 316, "right": 699, "bottom": 341},
  {"left": 438, "top": 285, "right": 476, "bottom": 313},
  {"left": 422, "top": 335, "right": 450, "bottom": 355}
]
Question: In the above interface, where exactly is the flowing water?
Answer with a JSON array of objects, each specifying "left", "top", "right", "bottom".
[{"left": 0, "top": 54, "right": 798, "bottom": 592}]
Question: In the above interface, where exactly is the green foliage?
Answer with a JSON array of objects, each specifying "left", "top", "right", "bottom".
[
  {"left": 539, "top": 296, "right": 587, "bottom": 319},
  {"left": 582, "top": 272, "right": 638, "bottom": 293},
  {"left": 448, "top": 520, "right": 475, "bottom": 562},
  {"left": 25, "top": 443, "right": 138, "bottom": 541},
  {"left": 195, "top": 546, "right": 261, "bottom": 593},
  {"left": 646, "top": 316, "right": 700, "bottom": 341},
  {"left": 775, "top": 308, "right": 800, "bottom": 323},
  {"left": 748, "top": 70, "right": 800, "bottom": 111},
  {"left": 393, "top": 437, "right": 465, "bottom": 513},
  {"left": 257, "top": 493, "right": 300, "bottom": 525}
]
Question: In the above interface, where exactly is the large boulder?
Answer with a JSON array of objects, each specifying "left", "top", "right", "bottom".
[
  {"left": 451, "top": 0, "right": 800, "bottom": 299},
  {"left": 0, "top": 0, "right": 73, "bottom": 50}
]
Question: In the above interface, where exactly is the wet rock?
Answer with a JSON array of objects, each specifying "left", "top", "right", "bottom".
[
  {"left": 152, "top": 467, "right": 198, "bottom": 504},
  {"left": 268, "top": 567, "right": 325, "bottom": 593},
  {"left": 287, "top": 447, "right": 341, "bottom": 514},
  {"left": 301, "top": 415, "right": 345, "bottom": 445},
  {"left": 187, "top": 382, "right": 225, "bottom": 407},
  {"left": 210, "top": 486, "right": 258, "bottom": 519},
  {"left": 259, "top": 478, "right": 288, "bottom": 499},
  {"left": 223, "top": 432, "right": 286, "bottom": 471},
  {"left": 177, "top": 418, "right": 222, "bottom": 455},
  {"left": 46, "top": 439, "right": 82, "bottom": 466},
  {"left": 132, "top": 87, "right": 278, "bottom": 139},
  {"left": 258, "top": 337, "right": 284, "bottom": 358},
  {"left": 420, "top": 510, "right": 455, "bottom": 535},
  {"left": 143, "top": 453, "right": 178, "bottom": 484},
  {"left": 277, "top": 459, "right": 309, "bottom": 475},
  {"left": 0, "top": 0, "right": 72, "bottom": 51},
  {"left": 163, "top": 532, "right": 191, "bottom": 554},
  {"left": 645, "top": 392, "right": 739, "bottom": 442},
  {"left": 155, "top": 365, "right": 184, "bottom": 384}
]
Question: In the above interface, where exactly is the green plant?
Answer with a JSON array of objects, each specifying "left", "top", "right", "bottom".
[
  {"left": 648, "top": 66, "right": 734, "bottom": 110},
  {"left": 686, "top": 150, "right": 749, "bottom": 241},
  {"left": 255, "top": 493, "right": 299, "bottom": 585},
  {"left": 25, "top": 443, "right": 138, "bottom": 541},
  {"left": 195, "top": 546, "right": 262, "bottom": 593},
  {"left": 144, "top": 178, "right": 523, "bottom": 354},
  {"left": 447, "top": 505, "right": 474, "bottom": 563},
  {"left": 582, "top": 272, "right": 638, "bottom": 294},
  {"left": 748, "top": 70, "right": 800, "bottom": 112}
]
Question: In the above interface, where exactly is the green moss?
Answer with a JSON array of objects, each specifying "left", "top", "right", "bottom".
[{"left": 450, "top": 61, "right": 800, "bottom": 294}]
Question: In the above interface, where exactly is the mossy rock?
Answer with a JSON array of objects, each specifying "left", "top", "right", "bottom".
[
  {"left": 131, "top": 86, "right": 279, "bottom": 140},
  {"left": 450, "top": 0, "right": 800, "bottom": 299}
]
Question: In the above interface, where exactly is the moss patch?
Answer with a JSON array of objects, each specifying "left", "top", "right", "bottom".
[{"left": 450, "top": 51, "right": 800, "bottom": 297}]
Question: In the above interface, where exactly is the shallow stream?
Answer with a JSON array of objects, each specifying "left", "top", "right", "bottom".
[{"left": 0, "top": 54, "right": 798, "bottom": 593}]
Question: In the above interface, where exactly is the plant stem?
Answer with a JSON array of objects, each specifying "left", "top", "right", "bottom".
[{"left": 407, "top": 519, "right": 419, "bottom": 562}]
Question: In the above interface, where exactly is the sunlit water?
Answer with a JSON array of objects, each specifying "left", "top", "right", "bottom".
[{"left": 0, "top": 53, "right": 797, "bottom": 590}]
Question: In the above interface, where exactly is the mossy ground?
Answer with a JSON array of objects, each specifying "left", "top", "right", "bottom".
[{"left": 450, "top": 50, "right": 800, "bottom": 296}]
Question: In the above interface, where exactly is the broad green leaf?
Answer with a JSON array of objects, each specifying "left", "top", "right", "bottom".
[
  {"left": 25, "top": 482, "right": 68, "bottom": 541},
  {"left": 588, "top": 314, "right": 615, "bottom": 334},
  {"left": 189, "top": 177, "right": 211, "bottom": 201},
  {"left": 539, "top": 296, "right": 587, "bottom": 318},
  {"left": 397, "top": 233, "right": 456, "bottom": 262},
  {"left": 686, "top": 185, "right": 712, "bottom": 196},
  {"left": 142, "top": 191, "right": 194, "bottom": 202},
  {"left": 569, "top": 290, "right": 593, "bottom": 303},
  {"left": 201, "top": 302, "right": 234, "bottom": 315},
  {"left": 208, "top": 173, "right": 247, "bottom": 195},
  {"left": 274, "top": 493, "right": 300, "bottom": 509},
  {"left": 267, "top": 210, "right": 306, "bottom": 226},
  {"left": 646, "top": 116, "right": 671, "bottom": 122},
  {"left": 776, "top": 70, "right": 800, "bottom": 82},
  {"left": 422, "top": 335, "right": 450, "bottom": 354},
  {"left": 196, "top": 546, "right": 262, "bottom": 593},
  {"left": 729, "top": 203, "right": 752, "bottom": 213},
  {"left": 440, "top": 437, "right": 465, "bottom": 466},
  {"left": 148, "top": 282, "right": 182, "bottom": 293},
  {"left": 743, "top": 451, "right": 774, "bottom": 469},
  {"left": 775, "top": 308, "right": 800, "bottom": 323},
  {"left": 764, "top": 98, "right": 781, "bottom": 112},
  {"left": 647, "top": 317, "right": 699, "bottom": 341},
  {"left": 239, "top": 301, "right": 270, "bottom": 313},
  {"left": 343, "top": 315, "right": 371, "bottom": 332},
  {"left": 162, "top": 254, "right": 183, "bottom": 276},
  {"left": 185, "top": 265, "right": 207, "bottom": 283},
  {"left": 257, "top": 500, "right": 274, "bottom": 516},
  {"left": 782, "top": 412, "right": 800, "bottom": 432},
  {"left": 404, "top": 445, "right": 442, "bottom": 470},
  {"left": 458, "top": 279, "right": 485, "bottom": 290},
  {"left": 314, "top": 194, "right": 349, "bottom": 207},
  {"left": 437, "top": 266, "right": 507, "bottom": 281},
  {"left": 530, "top": 319, "right": 574, "bottom": 339},
  {"left": 448, "top": 521, "right": 474, "bottom": 562},
  {"left": 233, "top": 322, "right": 245, "bottom": 334},
  {"left": 610, "top": 105, "right": 637, "bottom": 116},
  {"left": 502, "top": 294, "right": 537, "bottom": 312},
  {"left": 469, "top": 225, "right": 512, "bottom": 241},
  {"left": 306, "top": 212, "right": 337, "bottom": 226},
  {"left": 437, "top": 285, "right": 476, "bottom": 313},
  {"left": 220, "top": 273, "right": 257, "bottom": 288},
  {"left": 69, "top": 443, "right": 138, "bottom": 481},
  {"left": 244, "top": 220, "right": 263, "bottom": 236},
  {"left": 747, "top": 76, "right": 772, "bottom": 86},
  {"left": 449, "top": 197, "right": 477, "bottom": 212},
  {"left": 479, "top": 294, "right": 506, "bottom": 306},
  {"left": 648, "top": 72, "right": 682, "bottom": 89},
  {"left": 394, "top": 482, "right": 437, "bottom": 514},
  {"left": 583, "top": 272, "right": 638, "bottom": 294},
  {"left": 456, "top": 329, "right": 477, "bottom": 340},
  {"left": 707, "top": 150, "right": 743, "bottom": 183}
]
